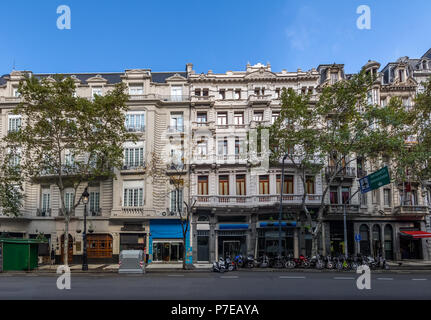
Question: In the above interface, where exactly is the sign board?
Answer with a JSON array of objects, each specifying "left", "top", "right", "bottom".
[
  {"left": 359, "top": 166, "right": 391, "bottom": 194},
  {"left": 354, "top": 234, "right": 362, "bottom": 242}
]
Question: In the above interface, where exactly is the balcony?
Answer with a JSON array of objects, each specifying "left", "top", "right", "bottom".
[
  {"left": 57, "top": 209, "right": 75, "bottom": 217},
  {"left": 190, "top": 95, "right": 215, "bottom": 106},
  {"left": 167, "top": 126, "right": 185, "bottom": 133},
  {"left": 125, "top": 126, "right": 145, "bottom": 133},
  {"left": 120, "top": 163, "right": 146, "bottom": 174},
  {"left": 325, "top": 166, "right": 356, "bottom": 180},
  {"left": 193, "top": 194, "right": 322, "bottom": 208},
  {"left": 326, "top": 204, "right": 361, "bottom": 214},
  {"left": 393, "top": 205, "right": 428, "bottom": 216},
  {"left": 111, "top": 207, "right": 156, "bottom": 218},
  {"left": 166, "top": 163, "right": 187, "bottom": 174},
  {"left": 192, "top": 121, "right": 215, "bottom": 132},
  {"left": 128, "top": 94, "right": 190, "bottom": 102},
  {"left": 89, "top": 208, "right": 102, "bottom": 217},
  {"left": 36, "top": 208, "right": 52, "bottom": 217},
  {"left": 247, "top": 94, "right": 272, "bottom": 106}
]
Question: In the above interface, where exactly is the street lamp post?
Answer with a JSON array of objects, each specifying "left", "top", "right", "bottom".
[
  {"left": 82, "top": 187, "right": 89, "bottom": 271},
  {"left": 343, "top": 187, "right": 360, "bottom": 258},
  {"left": 278, "top": 154, "right": 289, "bottom": 258}
]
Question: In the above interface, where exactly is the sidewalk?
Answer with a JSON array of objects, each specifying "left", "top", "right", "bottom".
[{"left": 6, "top": 260, "right": 431, "bottom": 274}]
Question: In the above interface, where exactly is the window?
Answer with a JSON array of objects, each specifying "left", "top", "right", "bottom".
[
  {"left": 123, "top": 187, "right": 144, "bottom": 207},
  {"left": 41, "top": 188, "right": 51, "bottom": 212},
  {"left": 65, "top": 150, "right": 75, "bottom": 167},
  {"left": 124, "top": 147, "right": 144, "bottom": 168},
  {"left": 398, "top": 70, "right": 404, "bottom": 82},
  {"left": 271, "top": 112, "right": 279, "bottom": 124},
  {"left": 341, "top": 187, "right": 350, "bottom": 204},
  {"left": 198, "top": 176, "right": 209, "bottom": 195},
  {"left": 170, "top": 189, "right": 183, "bottom": 213},
  {"left": 92, "top": 87, "right": 102, "bottom": 99},
  {"left": 202, "top": 89, "right": 209, "bottom": 96},
  {"left": 276, "top": 175, "right": 294, "bottom": 194},
  {"left": 195, "top": 89, "right": 201, "bottom": 96},
  {"left": 218, "top": 139, "right": 228, "bottom": 156},
  {"left": 234, "top": 112, "right": 244, "bottom": 125},
  {"left": 235, "top": 138, "right": 244, "bottom": 157},
  {"left": 125, "top": 113, "right": 145, "bottom": 132},
  {"left": 13, "top": 88, "right": 20, "bottom": 97},
  {"left": 236, "top": 175, "right": 246, "bottom": 195},
  {"left": 361, "top": 193, "right": 367, "bottom": 206},
  {"left": 423, "top": 61, "right": 428, "bottom": 70},
  {"left": 64, "top": 191, "right": 74, "bottom": 211},
  {"left": 259, "top": 175, "right": 270, "bottom": 194},
  {"left": 330, "top": 72, "right": 338, "bottom": 84},
  {"left": 234, "top": 89, "right": 241, "bottom": 100},
  {"left": 196, "top": 112, "right": 207, "bottom": 123},
  {"left": 219, "top": 89, "right": 226, "bottom": 100},
  {"left": 129, "top": 85, "right": 143, "bottom": 95},
  {"left": 254, "top": 88, "right": 260, "bottom": 95},
  {"left": 196, "top": 138, "right": 208, "bottom": 156},
  {"left": 89, "top": 191, "right": 100, "bottom": 214},
  {"left": 306, "top": 176, "right": 315, "bottom": 194},
  {"left": 8, "top": 115, "right": 21, "bottom": 132},
  {"left": 217, "top": 112, "right": 228, "bottom": 125},
  {"left": 330, "top": 187, "right": 338, "bottom": 204},
  {"left": 170, "top": 113, "right": 184, "bottom": 132},
  {"left": 253, "top": 111, "right": 263, "bottom": 122},
  {"left": 171, "top": 86, "right": 183, "bottom": 101},
  {"left": 8, "top": 148, "right": 21, "bottom": 168},
  {"left": 275, "top": 88, "right": 280, "bottom": 98},
  {"left": 219, "top": 176, "right": 229, "bottom": 195},
  {"left": 384, "top": 189, "right": 391, "bottom": 206}
]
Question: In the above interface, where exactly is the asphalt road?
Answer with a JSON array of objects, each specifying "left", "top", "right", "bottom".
[{"left": 1, "top": 271, "right": 431, "bottom": 300}]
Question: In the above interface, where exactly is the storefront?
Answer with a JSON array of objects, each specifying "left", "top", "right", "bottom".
[
  {"left": 399, "top": 229, "right": 431, "bottom": 259},
  {"left": 256, "top": 222, "right": 295, "bottom": 258},
  {"left": 87, "top": 234, "right": 113, "bottom": 261},
  {"left": 149, "top": 219, "right": 191, "bottom": 264},
  {"left": 216, "top": 224, "right": 248, "bottom": 259}
]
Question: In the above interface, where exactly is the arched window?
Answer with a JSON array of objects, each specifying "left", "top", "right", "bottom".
[
  {"left": 359, "top": 224, "right": 370, "bottom": 255},
  {"left": 384, "top": 225, "right": 393, "bottom": 260}
]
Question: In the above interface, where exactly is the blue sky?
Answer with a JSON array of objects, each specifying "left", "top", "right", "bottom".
[{"left": 0, "top": 0, "right": 430, "bottom": 75}]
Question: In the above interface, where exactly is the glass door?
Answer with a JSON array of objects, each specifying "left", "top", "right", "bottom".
[{"left": 223, "top": 241, "right": 240, "bottom": 259}]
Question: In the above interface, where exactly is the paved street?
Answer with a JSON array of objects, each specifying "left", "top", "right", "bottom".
[{"left": 1, "top": 271, "right": 431, "bottom": 300}]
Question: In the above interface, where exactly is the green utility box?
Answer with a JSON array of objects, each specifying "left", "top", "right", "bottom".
[{"left": 0, "top": 238, "right": 48, "bottom": 271}]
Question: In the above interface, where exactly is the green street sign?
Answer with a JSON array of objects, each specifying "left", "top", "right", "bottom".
[{"left": 359, "top": 166, "right": 391, "bottom": 194}]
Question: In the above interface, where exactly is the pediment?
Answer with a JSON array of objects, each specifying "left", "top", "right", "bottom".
[
  {"left": 245, "top": 69, "right": 276, "bottom": 79},
  {"left": 86, "top": 74, "right": 108, "bottom": 83},
  {"left": 165, "top": 73, "right": 187, "bottom": 82}
]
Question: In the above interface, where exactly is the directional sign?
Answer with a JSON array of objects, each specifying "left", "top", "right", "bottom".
[
  {"left": 359, "top": 166, "right": 391, "bottom": 194},
  {"left": 354, "top": 234, "right": 362, "bottom": 242}
]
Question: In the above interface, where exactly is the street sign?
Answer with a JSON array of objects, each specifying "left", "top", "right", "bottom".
[
  {"left": 359, "top": 166, "right": 391, "bottom": 194},
  {"left": 354, "top": 234, "right": 362, "bottom": 242}
]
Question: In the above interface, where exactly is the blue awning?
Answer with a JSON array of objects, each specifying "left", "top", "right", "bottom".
[
  {"left": 219, "top": 224, "right": 249, "bottom": 230},
  {"left": 259, "top": 221, "right": 297, "bottom": 227}
]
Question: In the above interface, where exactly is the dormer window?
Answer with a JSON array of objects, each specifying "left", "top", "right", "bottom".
[
  {"left": 13, "top": 88, "right": 20, "bottom": 97},
  {"left": 129, "top": 84, "right": 143, "bottom": 95},
  {"left": 92, "top": 87, "right": 102, "bottom": 99},
  {"left": 423, "top": 61, "right": 428, "bottom": 70},
  {"left": 219, "top": 89, "right": 226, "bottom": 100},
  {"left": 398, "top": 70, "right": 405, "bottom": 82},
  {"left": 330, "top": 72, "right": 338, "bottom": 84}
]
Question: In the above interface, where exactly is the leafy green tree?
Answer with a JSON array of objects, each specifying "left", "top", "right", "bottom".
[
  {"left": 269, "top": 71, "right": 411, "bottom": 256},
  {"left": 1, "top": 75, "right": 135, "bottom": 265}
]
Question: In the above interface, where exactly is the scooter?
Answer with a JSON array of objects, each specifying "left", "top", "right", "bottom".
[
  {"left": 234, "top": 254, "right": 245, "bottom": 268},
  {"left": 245, "top": 254, "right": 256, "bottom": 268},
  {"left": 212, "top": 257, "right": 227, "bottom": 273},
  {"left": 257, "top": 255, "right": 270, "bottom": 268},
  {"left": 225, "top": 256, "right": 236, "bottom": 271}
]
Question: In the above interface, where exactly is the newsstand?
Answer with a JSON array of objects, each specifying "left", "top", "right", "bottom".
[{"left": 0, "top": 238, "right": 48, "bottom": 272}]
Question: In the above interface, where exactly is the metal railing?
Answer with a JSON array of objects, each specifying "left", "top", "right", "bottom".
[
  {"left": 393, "top": 205, "right": 428, "bottom": 215},
  {"left": 325, "top": 166, "right": 356, "bottom": 177},
  {"left": 193, "top": 194, "right": 322, "bottom": 206},
  {"left": 36, "top": 208, "right": 52, "bottom": 217},
  {"left": 122, "top": 162, "right": 146, "bottom": 171},
  {"left": 126, "top": 126, "right": 146, "bottom": 132}
]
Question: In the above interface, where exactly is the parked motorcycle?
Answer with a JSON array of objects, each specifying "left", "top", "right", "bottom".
[
  {"left": 212, "top": 257, "right": 227, "bottom": 273},
  {"left": 234, "top": 254, "right": 245, "bottom": 268},
  {"left": 257, "top": 255, "right": 270, "bottom": 268},
  {"left": 245, "top": 254, "right": 256, "bottom": 268},
  {"left": 225, "top": 256, "right": 237, "bottom": 271}
]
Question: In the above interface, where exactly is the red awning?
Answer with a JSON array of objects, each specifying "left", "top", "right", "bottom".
[{"left": 400, "top": 231, "right": 431, "bottom": 239}]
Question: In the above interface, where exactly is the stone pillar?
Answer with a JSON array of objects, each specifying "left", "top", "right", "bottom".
[
  {"left": 353, "top": 223, "right": 359, "bottom": 256},
  {"left": 294, "top": 228, "right": 299, "bottom": 258},
  {"left": 209, "top": 214, "right": 216, "bottom": 262},
  {"left": 369, "top": 223, "right": 374, "bottom": 257},
  {"left": 248, "top": 214, "right": 257, "bottom": 256},
  {"left": 381, "top": 225, "right": 386, "bottom": 259}
]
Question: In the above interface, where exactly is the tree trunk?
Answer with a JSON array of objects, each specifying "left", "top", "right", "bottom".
[{"left": 64, "top": 214, "right": 70, "bottom": 266}]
